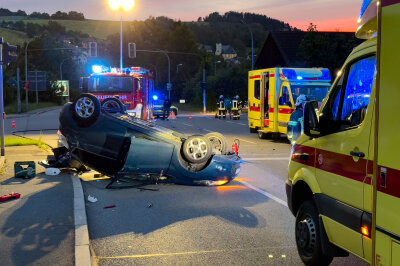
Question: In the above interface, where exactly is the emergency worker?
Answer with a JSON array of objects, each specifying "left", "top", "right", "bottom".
[
  {"left": 231, "top": 95, "right": 242, "bottom": 119},
  {"left": 217, "top": 95, "right": 226, "bottom": 119},
  {"left": 224, "top": 97, "right": 232, "bottom": 119},
  {"left": 163, "top": 96, "right": 171, "bottom": 120},
  {"left": 287, "top": 95, "right": 309, "bottom": 144}
]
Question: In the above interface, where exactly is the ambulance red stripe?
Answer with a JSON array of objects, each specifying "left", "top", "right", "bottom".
[{"left": 249, "top": 75, "right": 260, "bottom": 79}]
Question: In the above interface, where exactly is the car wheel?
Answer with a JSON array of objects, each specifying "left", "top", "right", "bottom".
[
  {"left": 250, "top": 127, "right": 257, "bottom": 133},
  {"left": 72, "top": 93, "right": 100, "bottom": 127},
  {"left": 295, "top": 201, "right": 333, "bottom": 266},
  {"left": 205, "top": 132, "right": 227, "bottom": 155},
  {"left": 101, "top": 97, "right": 125, "bottom": 113},
  {"left": 182, "top": 135, "right": 212, "bottom": 164}
]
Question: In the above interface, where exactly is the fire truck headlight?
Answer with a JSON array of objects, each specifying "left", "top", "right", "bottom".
[{"left": 92, "top": 65, "right": 102, "bottom": 74}]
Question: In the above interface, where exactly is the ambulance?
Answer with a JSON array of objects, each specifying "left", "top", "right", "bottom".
[
  {"left": 248, "top": 68, "right": 331, "bottom": 139},
  {"left": 285, "top": 0, "right": 400, "bottom": 265}
]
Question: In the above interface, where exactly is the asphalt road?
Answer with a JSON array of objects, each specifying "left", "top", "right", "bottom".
[{"left": 81, "top": 113, "right": 367, "bottom": 266}]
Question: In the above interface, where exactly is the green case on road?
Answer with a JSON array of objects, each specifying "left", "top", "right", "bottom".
[{"left": 14, "top": 161, "right": 36, "bottom": 179}]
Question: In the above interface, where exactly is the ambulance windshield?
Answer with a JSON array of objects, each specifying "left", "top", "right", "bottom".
[{"left": 290, "top": 84, "right": 330, "bottom": 103}]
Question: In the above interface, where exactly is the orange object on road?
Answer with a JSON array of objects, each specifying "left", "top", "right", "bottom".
[
  {"left": 11, "top": 118, "right": 16, "bottom": 128},
  {"left": 189, "top": 114, "right": 192, "bottom": 120},
  {"left": 168, "top": 111, "right": 176, "bottom": 120}
]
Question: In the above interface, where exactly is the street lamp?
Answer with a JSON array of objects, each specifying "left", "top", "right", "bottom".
[
  {"left": 214, "top": 60, "right": 221, "bottom": 75},
  {"left": 176, "top": 63, "right": 183, "bottom": 73},
  {"left": 108, "top": 0, "right": 135, "bottom": 70},
  {"left": 241, "top": 20, "right": 254, "bottom": 70}
]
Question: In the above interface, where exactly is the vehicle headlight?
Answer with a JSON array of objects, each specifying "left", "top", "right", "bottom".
[{"left": 235, "top": 166, "right": 241, "bottom": 176}]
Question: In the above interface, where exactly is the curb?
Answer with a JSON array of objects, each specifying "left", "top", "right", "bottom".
[
  {"left": 7, "top": 106, "right": 63, "bottom": 118},
  {"left": 72, "top": 176, "right": 92, "bottom": 266}
]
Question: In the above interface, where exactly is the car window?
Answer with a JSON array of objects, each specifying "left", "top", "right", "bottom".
[
  {"left": 254, "top": 80, "right": 260, "bottom": 100},
  {"left": 341, "top": 56, "right": 376, "bottom": 126},
  {"left": 280, "top": 86, "right": 290, "bottom": 106}
]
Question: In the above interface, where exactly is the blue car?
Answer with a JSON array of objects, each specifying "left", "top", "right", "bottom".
[{"left": 59, "top": 94, "right": 241, "bottom": 186}]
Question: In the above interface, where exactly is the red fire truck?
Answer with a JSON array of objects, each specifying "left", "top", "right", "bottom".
[{"left": 80, "top": 66, "right": 154, "bottom": 121}]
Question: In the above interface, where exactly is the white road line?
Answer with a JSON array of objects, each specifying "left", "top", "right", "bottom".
[
  {"left": 202, "top": 129, "right": 213, "bottom": 133},
  {"left": 226, "top": 121, "right": 235, "bottom": 123},
  {"left": 238, "top": 139, "right": 257, "bottom": 144},
  {"left": 243, "top": 157, "right": 289, "bottom": 161},
  {"left": 182, "top": 123, "right": 193, "bottom": 127},
  {"left": 238, "top": 181, "right": 288, "bottom": 207},
  {"left": 238, "top": 123, "right": 247, "bottom": 126}
]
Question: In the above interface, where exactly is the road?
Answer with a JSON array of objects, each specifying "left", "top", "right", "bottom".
[{"left": 81, "top": 113, "right": 367, "bottom": 266}]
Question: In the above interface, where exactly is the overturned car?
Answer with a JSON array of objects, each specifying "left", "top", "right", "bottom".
[{"left": 59, "top": 93, "right": 241, "bottom": 186}]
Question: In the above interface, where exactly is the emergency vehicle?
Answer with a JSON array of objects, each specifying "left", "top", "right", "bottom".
[
  {"left": 248, "top": 68, "right": 331, "bottom": 139},
  {"left": 80, "top": 66, "right": 154, "bottom": 120},
  {"left": 286, "top": 0, "right": 400, "bottom": 265}
]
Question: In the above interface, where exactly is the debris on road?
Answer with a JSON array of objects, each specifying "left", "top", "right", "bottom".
[
  {"left": 87, "top": 195, "right": 98, "bottom": 203},
  {"left": 0, "top": 192, "right": 21, "bottom": 202},
  {"left": 45, "top": 168, "right": 61, "bottom": 176},
  {"left": 14, "top": 161, "right": 36, "bottom": 179},
  {"left": 147, "top": 202, "right": 153, "bottom": 208},
  {"left": 103, "top": 205, "right": 116, "bottom": 209}
]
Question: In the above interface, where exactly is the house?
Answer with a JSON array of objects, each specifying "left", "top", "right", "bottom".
[
  {"left": 255, "top": 31, "right": 361, "bottom": 69},
  {"left": 215, "top": 43, "right": 237, "bottom": 61}
]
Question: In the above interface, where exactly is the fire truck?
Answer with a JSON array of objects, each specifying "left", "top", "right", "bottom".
[
  {"left": 80, "top": 66, "right": 154, "bottom": 121},
  {"left": 286, "top": 0, "right": 400, "bottom": 265}
]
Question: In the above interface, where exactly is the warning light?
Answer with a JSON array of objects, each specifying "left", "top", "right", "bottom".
[
  {"left": 361, "top": 226, "right": 369, "bottom": 237},
  {"left": 92, "top": 65, "right": 102, "bottom": 74},
  {"left": 153, "top": 95, "right": 158, "bottom": 101}
]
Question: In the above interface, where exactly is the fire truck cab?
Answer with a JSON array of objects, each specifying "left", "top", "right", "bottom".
[
  {"left": 286, "top": 0, "right": 400, "bottom": 265},
  {"left": 248, "top": 68, "right": 331, "bottom": 139}
]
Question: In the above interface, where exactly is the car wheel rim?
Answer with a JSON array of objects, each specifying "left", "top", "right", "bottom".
[
  {"left": 208, "top": 137, "right": 223, "bottom": 154},
  {"left": 75, "top": 97, "right": 95, "bottom": 118},
  {"left": 296, "top": 215, "right": 317, "bottom": 255},
  {"left": 104, "top": 100, "right": 119, "bottom": 109},
  {"left": 186, "top": 138, "right": 208, "bottom": 161}
]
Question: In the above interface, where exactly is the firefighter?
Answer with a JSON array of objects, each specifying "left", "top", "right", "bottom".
[
  {"left": 224, "top": 97, "right": 232, "bottom": 119},
  {"left": 231, "top": 95, "right": 241, "bottom": 120},
  {"left": 162, "top": 96, "right": 171, "bottom": 120},
  {"left": 287, "top": 95, "right": 309, "bottom": 144},
  {"left": 217, "top": 95, "right": 226, "bottom": 119}
]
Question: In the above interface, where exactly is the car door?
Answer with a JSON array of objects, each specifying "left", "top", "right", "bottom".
[
  {"left": 278, "top": 82, "right": 293, "bottom": 133},
  {"left": 315, "top": 55, "right": 376, "bottom": 258}
]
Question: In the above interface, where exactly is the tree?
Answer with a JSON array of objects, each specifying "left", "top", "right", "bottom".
[{"left": 307, "top": 22, "right": 318, "bottom": 32}]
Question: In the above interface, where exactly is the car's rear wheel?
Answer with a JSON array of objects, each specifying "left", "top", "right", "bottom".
[
  {"left": 101, "top": 97, "right": 125, "bottom": 113},
  {"left": 205, "top": 132, "right": 227, "bottom": 155},
  {"left": 182, "top": 135, "right": 212, "bottom": 163},
  {"left": 72, "top": 93, "right": 100, "bottom": 127},
  {"left": 295, "top": 201, "right": 333, "bottom": 266}
]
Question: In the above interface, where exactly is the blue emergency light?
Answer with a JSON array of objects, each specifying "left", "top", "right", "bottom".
[
  {"left": 92, "top": 65, "right": 103, "bottom": 74},
  {"left": 153, "top": 95, "right": 158, "bottom": 100}
]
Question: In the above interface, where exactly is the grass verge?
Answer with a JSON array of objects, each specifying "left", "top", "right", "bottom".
[
  {"left": 2, "top": 137, "right": 48, "bottom": 150},
  {"left": 5, "top": 101, "right": 60, "bottom": 114}
]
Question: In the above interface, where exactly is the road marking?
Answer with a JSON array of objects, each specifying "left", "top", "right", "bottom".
[
  {"left": 97, "top": 246, "right": 295, "bottom": 260},
  {"left": 226, "top": 121, "right": 235, "bottom": 123},
  {"left": 238, "top": 181, "right": 288, "bottom": 207},
  {"left": 238, "top": 139, "right": 257, "bottom": 144},
  {"left": 238, "top": 123, "right": 247, "bottom": 126},
  {"left": 243, "top": 157, "right": 289, "bottom": 161},
  {"left": 202, "top": 129, "right": 213, "bottom": 133},
  {"left": 182, "top": 123, "right": 193, "bottom": 127}
]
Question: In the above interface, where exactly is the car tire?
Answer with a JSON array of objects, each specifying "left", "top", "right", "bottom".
[
  {"left": 182, "top": 135, "right": 212, "bottom": 164},
  {"left": 72, "top": 93, "right": 100, "bottom": 127},
  {"left": 295, "top": 201, "right": 333, "bottom": 266},
  {"left": 101, "top": 97, "right": 125, "bottom": 113},
  {"left": 250, "top": 127, "right": 257, "bottom": 133},
  {"left": 205, "top": 132, "right": 227, "bottom": 155}
]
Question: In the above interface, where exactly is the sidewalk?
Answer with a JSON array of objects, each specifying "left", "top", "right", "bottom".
[{"left": 0, "top": 145, "right": 74, "bottom": 266}]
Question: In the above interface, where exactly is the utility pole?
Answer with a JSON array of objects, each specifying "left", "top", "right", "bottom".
[
  {"left": 202, "top": 68, "right": 206, "bottom": 113},
  {"left": 17, "top": 68, "right": 21, "bottom": 113}
]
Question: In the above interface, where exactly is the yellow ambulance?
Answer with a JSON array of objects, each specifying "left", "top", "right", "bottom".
[
  {"left": 248, "top": 68, "right": 331, "bottom": 139},
  {"left": 286, "top": 0, "right": 400, "bottom": 265}
]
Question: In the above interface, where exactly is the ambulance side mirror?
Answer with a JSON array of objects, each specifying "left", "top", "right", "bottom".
[{"left": 303, "top": 101, "right": 320, "bottom": 137}]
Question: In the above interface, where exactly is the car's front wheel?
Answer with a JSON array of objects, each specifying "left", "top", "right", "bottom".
[
  {"left": 72, "top": 93, "right": 100, "bottom": 127},
  {"left": 205, "top": 132, "right": 227, "bottom": 155},
  {"left": 101, "top": 97, "right": 125, "bottom": 113},
  {"left": 182, "top": 135, "right": 212, "bottom": 164},
  {"left": 295, "top": 201, "right": 333, "bottom": 266}
]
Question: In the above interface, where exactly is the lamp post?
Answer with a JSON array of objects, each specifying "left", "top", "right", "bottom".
[
  {"left": 214, "top": 60, "right": 221, "bottom": 75},
  {"left": 241, "top": 20, "right": 254, "bottom": 70},
  {"left": 108, "top": 0, "right": 135, "bottom": 70}
]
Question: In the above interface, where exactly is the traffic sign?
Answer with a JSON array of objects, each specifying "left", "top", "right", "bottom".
[{"left": 55, "top": 80, "right": 69, "bottom": 97}]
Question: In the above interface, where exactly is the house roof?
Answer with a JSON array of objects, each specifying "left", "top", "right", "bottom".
[
  {"left": 255, "top": 31, "right": 360, "bottom": 69},
  {"left": 221, "top": 45, "right": 237, "bottom": 55}
]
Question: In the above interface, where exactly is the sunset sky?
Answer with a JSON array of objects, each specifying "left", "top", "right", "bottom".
[{"left": 2, "top": 0, "right": 361, "bottom": 31}]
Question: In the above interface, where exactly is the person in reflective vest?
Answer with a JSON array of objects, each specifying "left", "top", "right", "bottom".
[
  {"left": 287, "top": 95, "right": 309, "bottom": 144},
  {"left": 217, "top": 95, "right": 226, "bottom": 119}
]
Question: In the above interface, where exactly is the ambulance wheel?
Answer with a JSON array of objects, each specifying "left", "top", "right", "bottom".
[
  {"left": 258, "top": 131, "right": 267, "bottom": 139},
  {"left": 72, "top": 93, "right": 100, "bottom": 127},
  {"left": 295, "top": 201, "right": 333, "bottom": 266},
  {"left": 205, "top": 132, "right": 227, "bottom": 155},
  {"left": 250, "top": 127, "right": 257, "bottom": 133}
]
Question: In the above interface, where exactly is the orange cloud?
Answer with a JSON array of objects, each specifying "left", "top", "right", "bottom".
[{"left": 289, "top": 17, "right": 359, "bottom": 32}]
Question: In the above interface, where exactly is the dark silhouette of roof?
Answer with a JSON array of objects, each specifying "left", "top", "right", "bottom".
[
  {"left": 255, "top": 31, "right": 359, "bottom": 69},
  {"left": 221, "top": 45, "right": 237, "bottom": 55}
]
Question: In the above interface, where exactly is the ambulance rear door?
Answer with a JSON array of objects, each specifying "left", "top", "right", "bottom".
[
  {"left": 248, "top": 71, "right": 262, "bottom": 130},
  {"left": 374, "top": 1, "right": 400, "bottom": 265},
  {"left": 277, "top": 81, "right": 293, "bottom": 134}
]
